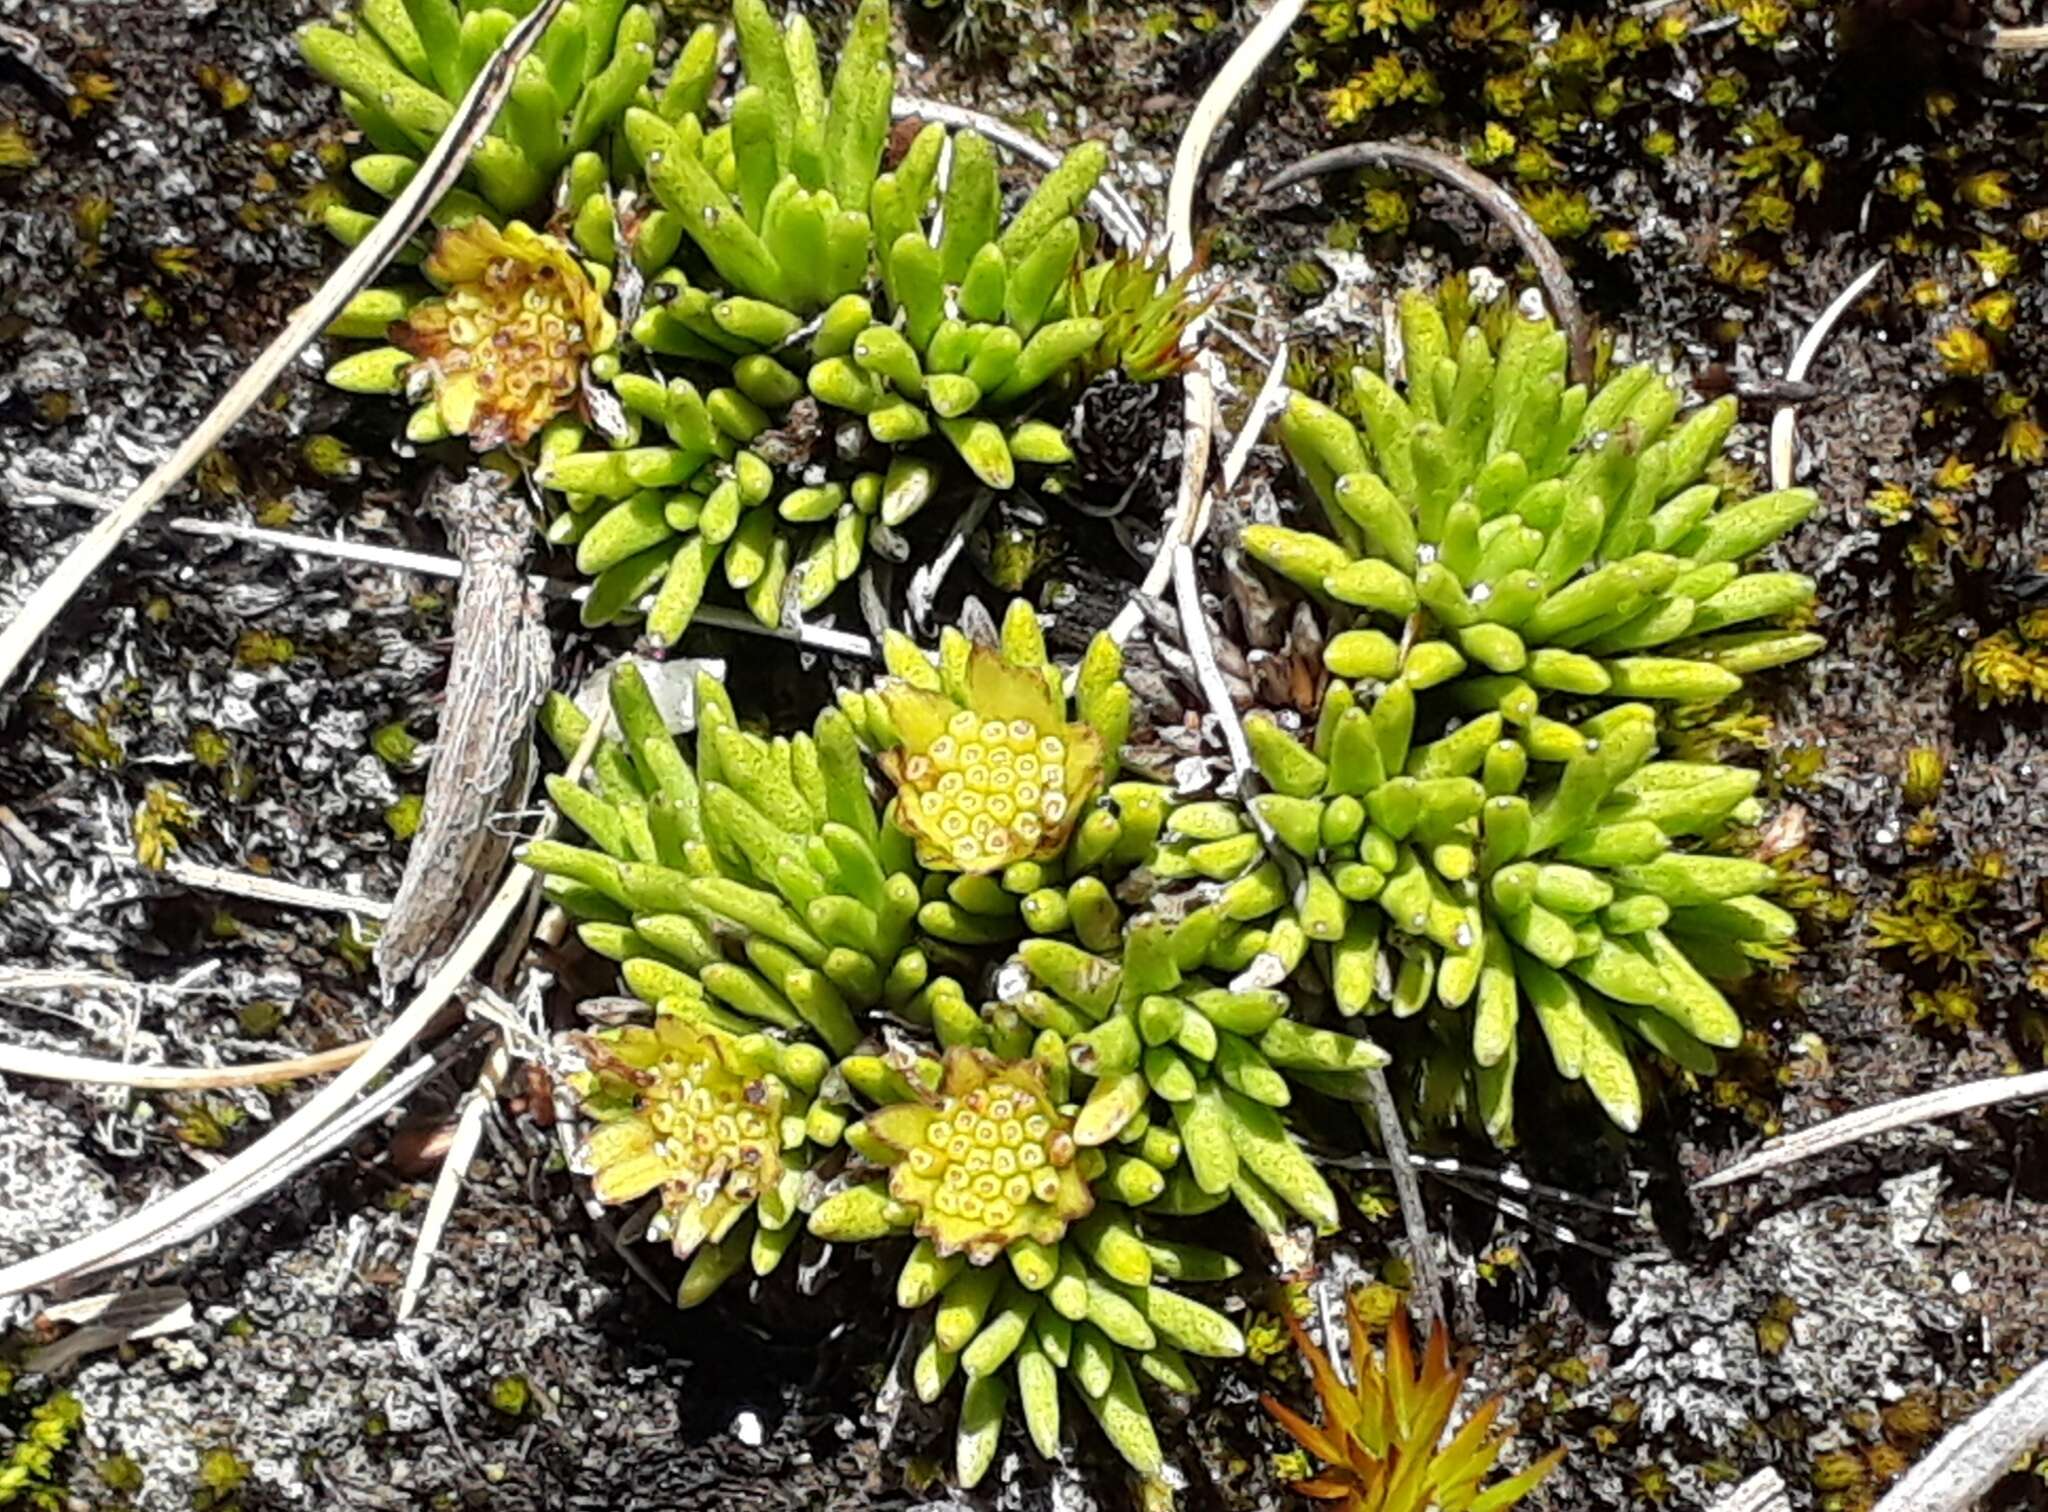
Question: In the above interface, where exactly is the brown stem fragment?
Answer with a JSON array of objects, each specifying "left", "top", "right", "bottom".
[
  {"left": 1263, "top": 142, "right": 1594, "bottom": 386},
  {"left": 0, "top": 1040, "right": 370, "bottom": 1092},
  {"left": 375, "top": 471, "right": 553, "bottom": 997}
]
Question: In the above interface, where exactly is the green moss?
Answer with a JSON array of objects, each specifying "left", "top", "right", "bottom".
[
  {"left": 95, "top": 1453, "right": 144, "bottom": 1495},
  {"left": 192, "top": 1446, "right": 250, "bottom": 1510},
  {"left": 236, "top": 1000, "right": 284, "bottom": 1038},
  {"left": 133, "top": 783, "right": 196, "bottom": 871},
  {"left": 1902, "top": 747, "right": 1945, "bottom": 806},
  {"left": 1868, "top": 854, "right": 2003, "bottom": 974},
  {"left": 233, "top": 629, "right": 295, "bottom": 669},
  {"left": 170, "top": 1099, "right": 241, "bottom": 1151},
  {"left": 0, "top": 1388, "right": 85, "bottom": 1509},
  {"left": 384, "top": 794, "right": 424, "bottom": 841},
  {"left": 299, "top": 434, "right": 358, "bottom": 480},
  {"left": 1520, "top": 186, "right": 1593, "bottom": 239},
  {"left": 486, "top": 1376, "right": 530, "bottom": 1417},
  {"left": 44, "top": 695, "right": 124, "bottom": 768},
  {"left": 372, "top": 721, "right": 419, "bottom": 768},
  {"left": 1962, "top": 609, "right": 2048, "bottom": 706},
  {"left": 335, "top": 918, "right": 377, "bottom": 974},
  {"left": 0, "top": 121, "right": 37, "bottom": 171},
  {"left": 190, "top": 725, "right": 232, "bottom": 770},
  {"left": 1908, "top": 983, "right": 1982, "bottom": 1034},
  {"left": 1755, "top": 1293, "right": 1797, "bottom": 1356}
]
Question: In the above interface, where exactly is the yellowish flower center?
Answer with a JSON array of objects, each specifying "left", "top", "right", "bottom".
[
  {"left": 394, "top": 222, "right": 608, "bottom": 449},
  {"left": 897, "top": 1082, "right": 1074, "bottom": 1236},
  {"left": 438, "top": 264, "right": 579, "bottom": 381},
  {"left": 898, "top": 709, "right": 1072, "bottom": 870},
  {"left": 636, "top": 1043, "right": 780, "bottom": 1204}
]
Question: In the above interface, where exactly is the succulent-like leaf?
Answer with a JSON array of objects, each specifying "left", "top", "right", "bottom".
[{"left": 1264, "top": 1299, "right": 1564, "bottom": 1512}]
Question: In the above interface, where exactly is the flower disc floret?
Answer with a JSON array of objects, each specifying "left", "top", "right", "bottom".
[
  {"left": 878, "top": 647, "right": 1105, "bottom": 873},
  {"left": 866, "top": 1049, "right": 1092, "bottom": 1262},
  {"left": 393, "top": 220, "right": 616, "bottom": 448},
  {"left": 572, "top": 1015, "right": 785, "bottom": 1256}
]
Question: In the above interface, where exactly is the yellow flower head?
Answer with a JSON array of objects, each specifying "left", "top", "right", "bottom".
[
  {"left": 393, "top": 219, "right": 615, "bottom": 449},
  {"left": 863, "top": 1049, "right": 1092, "bottom": 1263},
  {"left": 570, "top": 1016, "right": 785, "bottom": 1259},
  {"left": 877, "top": 646, "right": 1105, "bottom": 873}
]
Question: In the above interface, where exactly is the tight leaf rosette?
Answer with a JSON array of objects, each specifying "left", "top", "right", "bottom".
[
  {"left": 864, "top": 1049, "right": 1092, "bottom": 1260},
  {"left": 298, "top": 1, "right": 660, "bottom": 229},
  {"left": 1009, "top": 912, "right": 1384, "bottom": 1238},
  {"left": 1246, "top": 292, "right": 1825, "bottom": 710},
  {"left": 305, "top": 0, "right": 1195, "bottom": 641},
  {"left": 842, "top": 601, "right": 1128, "bottom": 876},
  {"left": 1264, "top": 1291, "right": 1564, "bottom": 1512},
  {"left": 569, "top": 1011, "right": 829, "bottom": 1305},
  {"left": 1233, "top": 670, "right": 1791, "bottom": 1140},
  {"left": 521, "top": 661, "right": 938, "bottom": 1051},
  {"left": 833, "top": 604, "right": 1392, "bottom": 1235},
  {"left": 528, "top": 605, "right": 1148, "bottom": 1054},
  {"left": 528, "top": 0, "right": 1164, "bottom": 639},
  {"left": 810, "top": 1046, "right": 1249, "bottom": 1487}
]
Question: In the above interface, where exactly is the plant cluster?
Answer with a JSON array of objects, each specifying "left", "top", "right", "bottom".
[
  {"left": 1962, "top": 606, "right": 2048, "bottom": 708},
  {"left": 526, "top": 607, "right": 1392, "bottom": 1481},
  {"left": 1235, "top": 296, "right": 1811, "bottom": 1136},
  {"left": 1277, "top": 0, "right": 2048, "bottom": 733},
  {"left": 304, "top": 0, "right": 1193, "bottom": 639},
  {"left": 516, "top": 299, "right": 1834, "bottom": 1481},
  {"left": 1867, "top": 850, "right": 2013, "bottom": 1040}
]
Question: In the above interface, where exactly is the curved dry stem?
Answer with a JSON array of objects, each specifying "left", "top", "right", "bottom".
[
  {"left": 1872, "top": 1356, "right": 2048, "bottom": 1511},
  {"left": 1265, "top": 141, "right": 1594, "bottom": 385},
  {"left": 1108, "top": 0, "right": 1301, "bottom": 648},
  {"left": 0, "top": 1040, "right": 369, "bottom": 1092},
  {"left": 1769, "top": 259, "right": 1886, "bottom": 490},
  {"left": 1694, "top": 1067, "right": 2048, "bottom": 1192},
  {"left": 1167, "top": 0, "right": 1307, "bottom": 270},
  {"left": 103, "top": 1029, "right": 483, "bottom": 1279},
  {"left": 1951, "top": 22, "right": 2048, "bottom": 50},
  {"left": 0, "top": 0, "right": 570, "bottom": 700},
  {"left": 893, "top": 93, "right": 1148, "bottom": 251}
]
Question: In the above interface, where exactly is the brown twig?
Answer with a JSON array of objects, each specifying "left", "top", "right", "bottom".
[
  {"left": 0, "top": 1039, "right": 369, "bottom": 1092},
  {"left": 375, "top": 471, "right": 551, "bottom": 996},
  {"left": 0, "top": 0, "right": 568, "bottom": 699},
  {"left": 162, "top": 858, "right": 390, "bottom": 919},
  {"left": 1694, "top": 1067, "right": 2048, "bottom": 1192},
  {"left": 396, "top": 1040, "right": 510, "bottom": 1321},
  {"left": 1948, "top": 22, "right": 2048, "bottom": 50},
  {"left": 1871, "top": 1355, "right": 2048, "bottom": 1511},
  {"left": 1263, "top": 142, "right": 1594, "bottom": 386}
]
